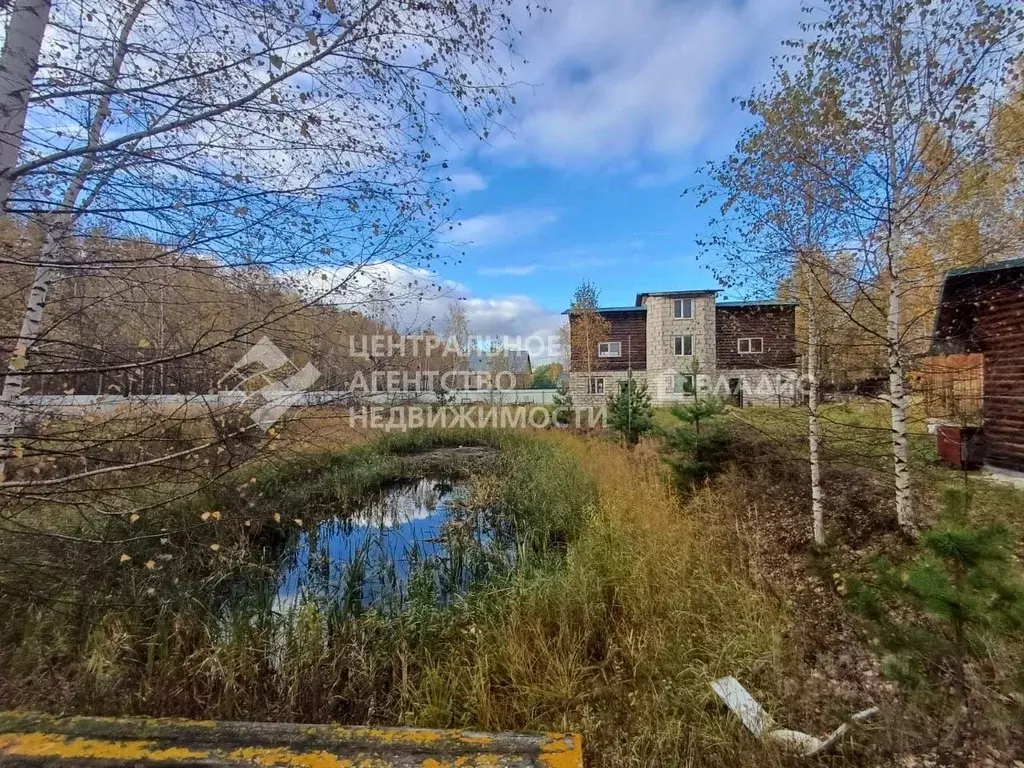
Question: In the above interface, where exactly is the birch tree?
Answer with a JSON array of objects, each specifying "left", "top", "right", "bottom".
[
  {"left": 0, "top": 0, "right": 532, "bottom": 589},
  {"left": 0, "top": 0, "right": 52, "bottom": 210},
  {"left": 567, "top": 280, "right": 610, "bottom": 398},
  {"left": 801, "top": 0, "right": 1024, "bottom": 530},
  {"left": 0, "top": 0, "right": 148, "bottom": 478},
  {"left": 693, "top": 60, "right": 855, "bottom": 546},
  {"left": 0, "top": 0, "right": 531, "bottom": 481},
  {"left": 442, "top": 300, "right": 471, "bottom": 355}
]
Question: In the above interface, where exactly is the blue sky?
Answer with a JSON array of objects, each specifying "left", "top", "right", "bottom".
[{"left": 372, "top": 0, "right": 806, "bottom": 351}]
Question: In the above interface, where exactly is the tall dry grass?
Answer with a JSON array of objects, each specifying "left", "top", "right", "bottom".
[{"left": 399, "top": 433, "right": 791, "bottom": 766}]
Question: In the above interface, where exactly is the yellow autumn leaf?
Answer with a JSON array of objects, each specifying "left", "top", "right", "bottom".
[
  {"left": 10, "top": 356, "right": 27, "bottom": 371},
  {"left": 210, "top": 543, "right": 220, "bottom": 552},
  {"left": 211, "top": 510, "right": 222, "bottom": 521},
  {"left": 293, "top": 518, "right": 303, "bottom": 527},
  {"left": 119, "top": 554, "right": 132, "bottom": 563},
  {"left": 144, "top": 560, "right": 156, "bottom": 570},
  {"left": 201, "top": 511, "right": 211, "bottom": 521},
  {"left": 138, "top": 337, "right": 151, "bottom": 349},
  {"left": 129, "top": 513, "right": 140, "bottom": 523},
  {"left": 273, "top": 513, "right": 281, "bottom": 523}
]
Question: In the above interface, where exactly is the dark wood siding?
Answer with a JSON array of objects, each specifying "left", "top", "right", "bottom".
[
  {"left": 967, "top": 269, "right": 1024, "bottom": 472},
  {"left": 715, "top": 305, "right": 797, "bottom": 370},
  {"left": 569, "top": 310, "right": 647, "bottom": 371}
]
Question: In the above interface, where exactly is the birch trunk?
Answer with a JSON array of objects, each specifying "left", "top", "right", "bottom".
[
  {"left": 0, "top": 0, "right": 52, "bottom": 211},
  {"left": 0, "top": 234, "right": 58, "bottom": 463},
  {"left": 805, "top": 278, "right": 825, "bottom": 546},
  {"left": 0, "top": 1, "right": 147, "bottom": 479},
  {"left": 886, "top": 251, "right": 914, "bottom": 530}
]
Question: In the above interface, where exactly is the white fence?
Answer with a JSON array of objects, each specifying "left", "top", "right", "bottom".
[{"left": 17, "top": 389, "right": 561, "bottom": 416}]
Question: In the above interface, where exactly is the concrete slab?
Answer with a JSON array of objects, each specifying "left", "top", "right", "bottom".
[
  {"left": 982, "top": 465, "right": 1024, "bottom": 490},
  {"left": 0, "top": 712, "right": 582, "bottom": 768}
]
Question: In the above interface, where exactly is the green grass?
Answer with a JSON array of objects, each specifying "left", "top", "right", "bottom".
[{"left": 712, "top": 400, "right": 1024, "bottom": 538}]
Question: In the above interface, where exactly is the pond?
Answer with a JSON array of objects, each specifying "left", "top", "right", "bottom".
[{"left": 272, "top": 477, "right": 514, "bottom": 612}]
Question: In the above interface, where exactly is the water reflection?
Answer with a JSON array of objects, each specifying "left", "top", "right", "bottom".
[{"left": 273, "top": 477, "right": 512, "bottom": 612}]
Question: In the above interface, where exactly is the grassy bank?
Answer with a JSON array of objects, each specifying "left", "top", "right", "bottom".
[{"left": 0, "top": 427, "right": 791, "bottom": 767}]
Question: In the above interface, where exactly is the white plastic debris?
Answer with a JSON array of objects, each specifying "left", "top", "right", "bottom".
[{"left": 711, "top": 676, "right": 878, "bottom": 757}]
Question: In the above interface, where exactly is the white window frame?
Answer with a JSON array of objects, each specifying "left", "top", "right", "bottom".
[
  {"left": 673, "top": 298, "right": 693, "bottom": 319},
  {"left": 737, "top": 337, "right": 764, "bottom": 354},
  {"left": 598, "top": 341, "right": 622, "bottom": 358},
  {"left": 674, "top": 335, "right": 694, "bottom": 356},
  {"left": 673, "top": 373, "right": 695, "bottom": 394},
  {"left": 587, "top": 377, "right": 605, "bottom": 395}
]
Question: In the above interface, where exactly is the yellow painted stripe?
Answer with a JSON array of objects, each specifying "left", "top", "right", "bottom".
[
  {"left": 0, "top": 733, "right": 210, "bottom": 762},
  {"left": 0, "top": 730, "right": 565, "bottom": 767},
  {"left": 539, "top": 733, "right": 584, "bottom": 768}
]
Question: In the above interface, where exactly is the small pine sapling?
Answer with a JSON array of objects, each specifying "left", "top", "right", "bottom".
[
  {"left": 551, "top": 380, "right": 574, "bottom": 427},
  {"left": 851, "top": 488, "right": 1024, "bottom": 713},
  {"left": 661, "top": 361, "right": 732, "bottom": 486},
  {"left": 607, "top": 377, "right": 653, "bottom": 444},
  {"left": 669, "top": 360, "right": 727, "bottom": 434}
]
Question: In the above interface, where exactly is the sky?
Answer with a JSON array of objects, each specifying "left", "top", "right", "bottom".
[
  {"left": 383, "top": 0, "right": 807, "bottom": 357},
  {"left": 12, "top": 0, "right": 807, "bottom": 362}
]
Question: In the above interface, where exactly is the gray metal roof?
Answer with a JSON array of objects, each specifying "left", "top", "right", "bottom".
[
  {"left": 561, "top": 305, "right": 647, "bottom": 315},
  {"left": 717, "top": 300, "right": 798, "bottom": 308},
  {"left": 563, "top": 298, "right": 795, "bottom": 313},
  {"left": 946, "top": 256, "right": 1024, "bottom": 278},
  {"left": 635, "top": 289, "right": 720, "bottom": 305}
]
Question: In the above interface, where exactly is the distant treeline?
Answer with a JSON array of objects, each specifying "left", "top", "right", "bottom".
[{"left": 0, "top": 220, "right": 433, "bottom": 396}]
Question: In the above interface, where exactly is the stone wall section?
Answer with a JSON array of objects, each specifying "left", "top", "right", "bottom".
[
  {"left": 643, "top": 295, "right": 717, "bottom": 402},
  {"left": 569, "top": 370, "right": 648, "bottom": 407}
]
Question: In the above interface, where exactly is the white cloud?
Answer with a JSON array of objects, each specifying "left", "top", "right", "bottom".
[
  {"left": 449, "top": 171, "right": 488, "bottom": 194},
  {"left": 297, "top": 261, "right": 564, "bottom": 361},
  {"left": 495, "top": 0, "right": 803, "bottom": 171},
  {"left": 462, "top": 295, "right": 564, "bottom": 360},
  {"left": 478, "top": 264, "right": 538, "bottom": 276},
  {"left": 451, "top": 208, "right": 559, "bottom": 247}
]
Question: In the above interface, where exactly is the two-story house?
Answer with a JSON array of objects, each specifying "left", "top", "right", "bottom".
[{"left": 566, "top": 289, "right": 800, "bottom": 407}]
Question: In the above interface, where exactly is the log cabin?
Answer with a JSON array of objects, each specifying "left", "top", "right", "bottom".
[{"left": 931, "top": 258, "right": 1024, "bottom": 474}]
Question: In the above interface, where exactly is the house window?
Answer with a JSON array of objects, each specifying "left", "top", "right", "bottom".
[
  {"left": 587, "top": 377, "right": 605, "bottom": 395},
  {"left": 673, "top": 373, "right": 695, "bottom": 394},
  {"left": 737, "top": 337, "right": 764, "bottom": 354},
  {"left": 598, "top": 341, "right": 622, "bottom": 358},
  {"left": 673, "top": 298, "right": 693, "bottom": 319},
  {"left": 674, "top": 335, "right": 693, "bottom": 356}
]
